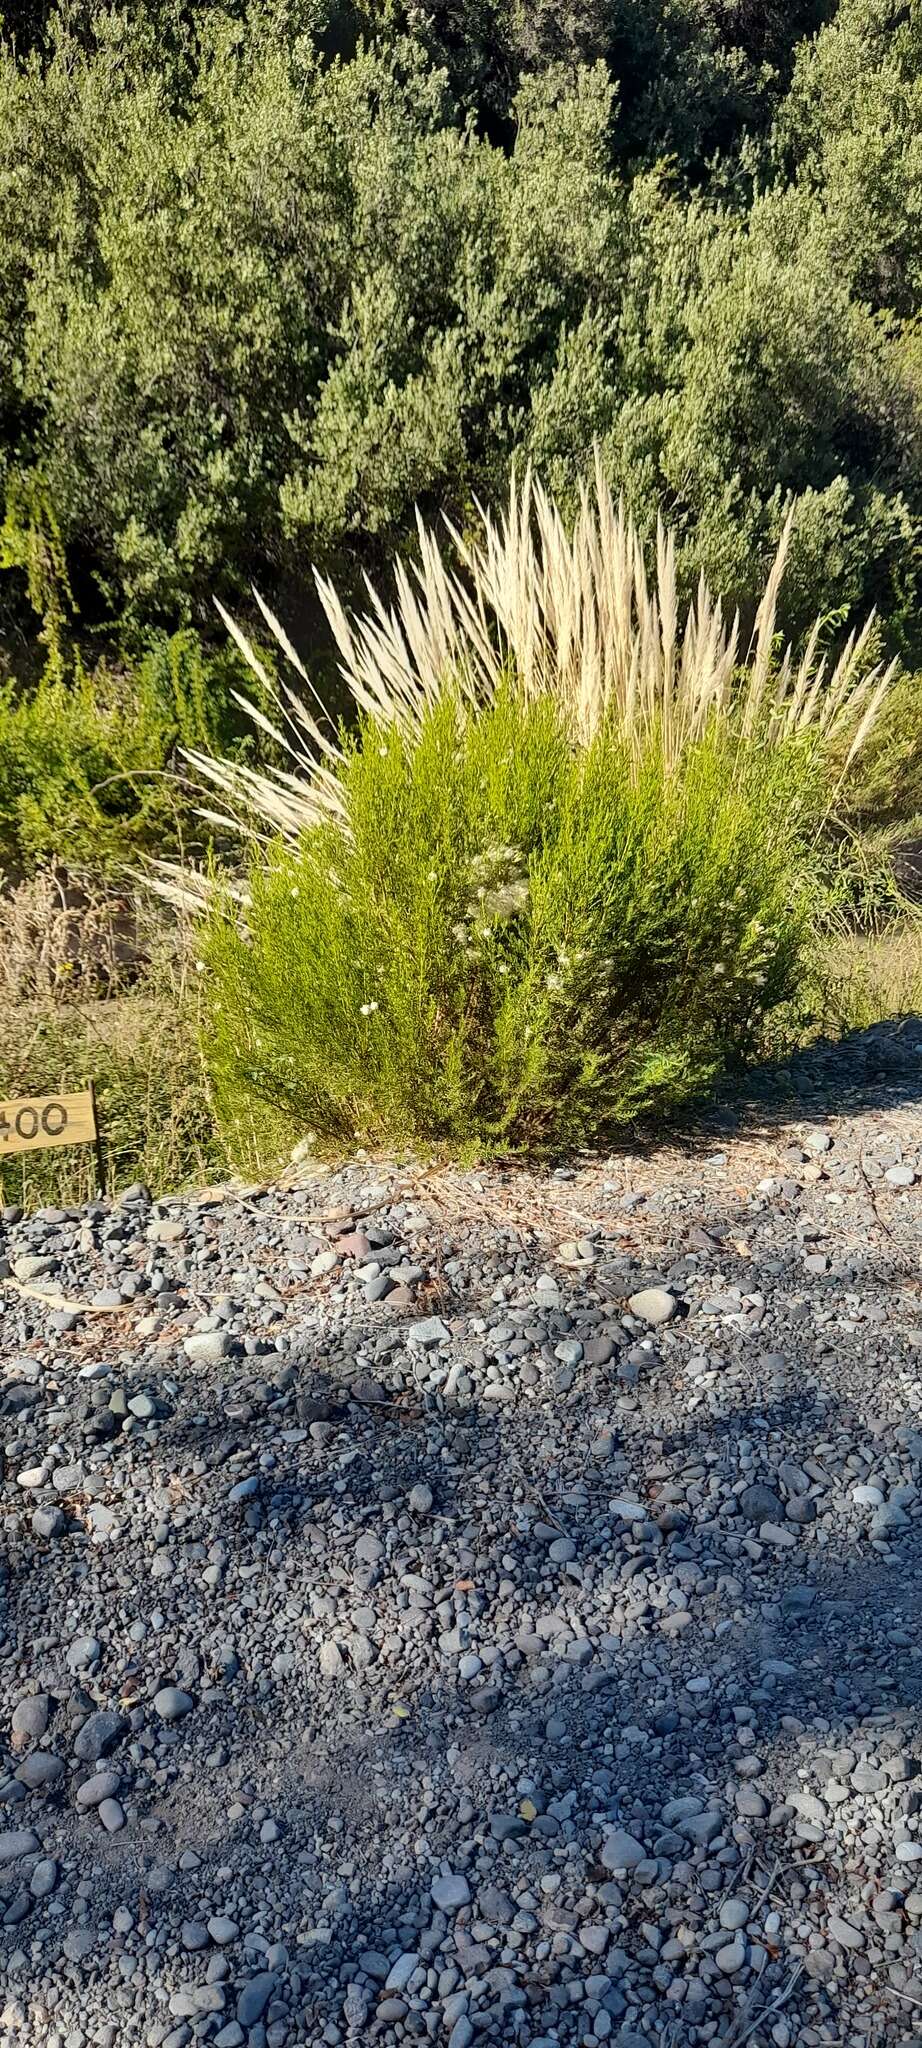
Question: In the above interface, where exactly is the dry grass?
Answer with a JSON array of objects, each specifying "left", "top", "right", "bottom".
[
  {"left": 0, "top": 877, "right": 229, "bottom": 1206},
  {"left": 0, "top": 868, "right": 157, "bottom": 1003},
  {"left": 166, "top": 461, "right": 898, "bottom": 879},
  {"left": 818, "top": 919, "right": 922, "bottom": 1034},
  {"left": 0, "top": 979, "right": 226, "bottom": 1207}
]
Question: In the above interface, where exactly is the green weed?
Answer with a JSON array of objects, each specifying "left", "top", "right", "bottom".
[
  {"left": 0, "top": 632, "right": 265, "bottom": 872},
  {"left": 204, "top": 689, "right": 830, "bottom": 1158}
]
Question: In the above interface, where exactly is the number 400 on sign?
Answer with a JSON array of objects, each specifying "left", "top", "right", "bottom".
[{"left": 0, "top": 1087, "right": 102, "bottom": 1177}]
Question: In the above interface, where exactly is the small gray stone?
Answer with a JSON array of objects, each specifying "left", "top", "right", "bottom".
[
  {"left": 12, "top": 1254, "right": 56, "bottom": 1280},
  {"left": 31, "top": 1506, "right": 66, "bottom": 1540},
  {"left": 147, "top": 1216, "right": 186, "bottom": 1244},
  {"left": 627, "top": 1287, "right": 677, "bottom": 1325},
  {"left": 63, "top": 1928, "right": 97, "bottom": 1962},
  {"left": 682, "top": 1810, "right": 723, "bottom": 1847},
  {"left": 236, "top": 1973, "right": 278, "bottom": 2027},
  {"left": 739, "top": 1482, "right": 784, "bottom": 1523},
  {"left": 67, "top": 1636, "right": 101, "bottom": 1673},
  {"left": 407, "top": 1317, "right": 450, "bottom": 1348},
  {"left": 583, "top": 1335, "right": 617, "bottom": 1366},
  {"left": 828, "top": 1914, "right": 864, "bottom": 1949},
  {"left": 736, "top": 1787, "right": 768, "bottom": 1818},
  {"left": 76, "top": 1771, "right": 120, "bottom": 1809},
  {"left": 431, "top": 1873, "right": 471, "bottom": 1911},
  {"left": 208, "top": 1916, "right": 239, "bottom": 1945},
  {"left": 30, "top": 1857, "right": 58, "bottom": 1898},
  {"left": 11, "top": 1697, "right": 51, "bottom": 1743},
  {"left": 98, "top": 1797, "right": 126, "bottom": 1832},
  {"left": 600, "top": 1828, "right": 647, "bottom": 1872},
  {"left": 384, "top": 1953, "right": 419, "bottom": 1993},
  {"left": 716, "top": 1935, "right": 747, "bottom": 1974},
  {"left": 227, "top": 1477, "right": 259, "bottom": 1504},
  {"left": 16, "top": 1465, "right": 48, "bottom": 1492},
  {"left": 74, "top": 1710, "right": 125, "bottom": 1763},
  {"left": 52, "top": 1463, "right": 83, "bottom": 1492},
  {"left": 169, "top": 1985, "right": 225, "bottom": 2018},
  {"left": 183, "top": 1332, "right": 232, "bottom": 1364},
  {"left": 790, "top": 1791, "right": 827, "bottom": 1826},
  {"left": 15, "top": 1752, "right": 64, "bottom": 1790},
  {"left": 0, "top": 1830, "right": 40, "bottom": 1863},
  {"left": 343, "top": 1988, "right": 369, "bottom": 2032},
  {"left": 153, "top": 1687, "right": 194, "bottom": 1722}
]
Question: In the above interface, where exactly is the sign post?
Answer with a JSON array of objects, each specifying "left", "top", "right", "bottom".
[{"left": 0, "top": 1086, "right": 105, "bottom": 1194}]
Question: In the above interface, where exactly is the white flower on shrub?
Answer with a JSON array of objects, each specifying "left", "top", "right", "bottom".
[
  {"left": 359, "top": 1000, "right": 379, "bottom": 1015},
  {"left": 480, "top": 879, "right": 529, "bottom": 921}
]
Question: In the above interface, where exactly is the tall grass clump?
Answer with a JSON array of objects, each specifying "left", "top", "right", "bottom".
[
  {"left": 188, "top": 466, "right": 899, "bottom": 1157},
  {"left": 0, "top": 983, "right": 225, "bottom": 1208}
]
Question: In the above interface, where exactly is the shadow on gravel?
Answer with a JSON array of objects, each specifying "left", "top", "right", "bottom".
[
  {"left": 695, "top": 1013, "right": 922, "bottom": 1142},
  {"left": 10, "top": 1354, "right": 922, "bottom": 2046},
  {"left": 565, "top": 1013, "right": 922, "bottom": 1166},
  {"left": 8, "top": 1170, "right": 922, "bottom": 2041}
]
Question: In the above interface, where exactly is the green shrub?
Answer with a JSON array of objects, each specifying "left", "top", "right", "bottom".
[
  {"left": 190, "top": 468, "right": 898, "bottom": 1159},
  {"left": 203, "top": 686, "right": 829, "bottom": 1156},
  {"left": 0, "top": 631, "right": 262, "bottom": 870}
]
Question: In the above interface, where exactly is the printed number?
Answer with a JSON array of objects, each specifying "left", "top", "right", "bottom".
[{"left": 0, "top": 1100, "right": 69, "bottom": 1144}]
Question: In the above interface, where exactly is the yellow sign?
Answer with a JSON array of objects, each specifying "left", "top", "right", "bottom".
[{"left": 0, "top": 1088, "right": 102, "bottom": 1178}]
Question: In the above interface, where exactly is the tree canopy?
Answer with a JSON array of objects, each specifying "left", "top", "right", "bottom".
[{"left": 1, "top": 0, "right": 920, "bottom": 652}]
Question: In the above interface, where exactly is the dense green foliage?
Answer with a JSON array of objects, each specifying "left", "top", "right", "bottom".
[
  {"left": 2, "top": 0, "right": 922, "bottom": 652},
  {"left": 204, "top": 689, "right": 829, "bottom": 1156},
  {"left": 3, "top": 1, "right": 921, "bottom": 1201},
  {"left": 0, "top": 632, "right": 257, "bottom": 869}
]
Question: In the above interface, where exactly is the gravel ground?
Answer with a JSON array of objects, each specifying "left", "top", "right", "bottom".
[{"left": 3, "top": 1022, "right": 922, "bottom": 2048}]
